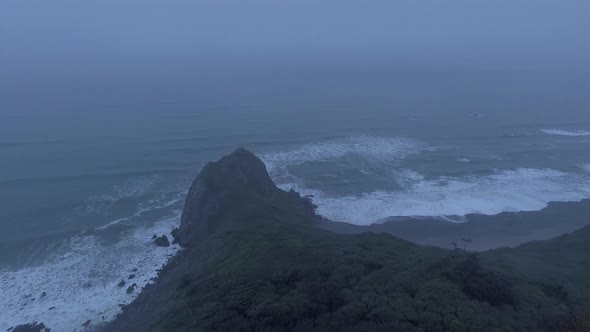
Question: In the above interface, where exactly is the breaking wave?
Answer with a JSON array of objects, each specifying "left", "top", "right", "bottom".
[
  {"left": 262, "top": 136, "right": 433, "bottom": 179},
  {"left": 541, "top": 128, "right": 590, "bottom": 136},
  {"left": 0, "top": 181, "right": 186, "bottom": 331},
  {"left": 291, "top": 168, "right": 590, "bottom": 225},
  {"left": 261, "top": 136, "right": 590, "bottom": 225}
]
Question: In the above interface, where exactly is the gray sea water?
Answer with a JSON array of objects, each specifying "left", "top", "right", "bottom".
[{"left": 1, "top": 57, "right": 590, "bottom": 329}]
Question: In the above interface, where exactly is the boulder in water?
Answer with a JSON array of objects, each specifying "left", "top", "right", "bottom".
[
  {"left": 126, "top": 283, "right": 137, "bottom": 294},
  {"left": 154, "top": 235, "right": 170, "bottom": 247}
]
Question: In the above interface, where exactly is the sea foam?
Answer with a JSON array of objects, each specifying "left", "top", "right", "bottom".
[
  {"left": 541, "top": 128, "right": 590, "bottom": 136},
  {"left": 262, "top": 136, "right": 590, "bottom": 225},
  {"left": 0, "top": 203, "right": 183, "bottom": 331},
  {"left": 284, "top": 168, "right": 590, "bottom": 225}
]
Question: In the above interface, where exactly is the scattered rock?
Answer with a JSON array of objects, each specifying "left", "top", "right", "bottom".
[
  {"left": 132, "top": 268, "right": 138, "bottom": 272},
  {"left": 152, "top": 234, "right": 157, "bottom": 239},
  {"left": 82, "top": 282, "right": 92, "bottom": 288},
  {"left": 117, "top": 280, "right": 126, "bottom": 287},
  {"left": 154, "top": 235, "right": 170, "bottom": 247},
  {"left": 40, "top": 292, "right": 46, "bottom": 298},
  {"left": 82, "top": 320, "right": 91, "bottom": 327},
  {"left": 48, "top": 307, "right": 55, "bottom": 311},
  {"left": 128, "top": 274, "right": 136, "bottom": 280},
  {"left": 126, "top": 283, "right": 137, "bottom": 294}
]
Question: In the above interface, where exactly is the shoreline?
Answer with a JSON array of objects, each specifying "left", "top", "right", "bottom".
[{"left": 318, "top": 199, "right": 590, "bottom": 251}]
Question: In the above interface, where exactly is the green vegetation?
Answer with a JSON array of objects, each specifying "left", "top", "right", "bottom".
[{"left": 105, "top": 149, "right": 590, "bottom": 331}]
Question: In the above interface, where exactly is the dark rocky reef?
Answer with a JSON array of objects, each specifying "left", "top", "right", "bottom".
[{"left": 11, "top": 322, "right": 49, "bottom": 332}]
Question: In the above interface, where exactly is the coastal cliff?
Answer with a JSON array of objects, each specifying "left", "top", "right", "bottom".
[{"left": 104, "top": 148, "right": 590, "bottom": 331}]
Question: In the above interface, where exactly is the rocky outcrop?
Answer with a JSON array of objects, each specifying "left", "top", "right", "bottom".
[
  {"left": 154, "top": 235, "right": 170, "bottom": 247},
  {"left": 174, "top": 148, "right": 281, "bottom": 246}
]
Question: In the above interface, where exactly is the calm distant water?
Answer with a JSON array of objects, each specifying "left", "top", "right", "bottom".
[{"left": 1, "top": 57, "right": 590, "bottom": 329}]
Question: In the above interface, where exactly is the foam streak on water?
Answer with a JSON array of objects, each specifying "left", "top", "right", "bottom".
[{"left": 541, "top": 128, "right": 590, "bottom": 136}]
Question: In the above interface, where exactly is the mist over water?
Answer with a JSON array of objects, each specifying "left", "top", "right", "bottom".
[
  {"left": 0, "top": 0, "right": 587, "bottom": 329},
  {"left": 1, "top": 0, "right": 590, "bottom": 328},
  {"left": 1, "top": 56, "right": 590, "bottom": 329}
]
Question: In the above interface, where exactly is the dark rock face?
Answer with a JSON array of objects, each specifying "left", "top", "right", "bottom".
[
  {"left": 12, "top": 322, "right": 49, "bottom": 332},
  {"left": 170, "top": 228, "right": 180, "bottom": 244},
  {"left": 117, "top": 280, "right": 126, "bottom": 287},
  {"left": 175, "top": 147, "right": 278, "bottom": 246},
  {"left": 128, "top": 274, "right": 136, "bottom": 280},
  {"left": 154, "top": 235, "right": 170, "bottom": 247},
  {"left": 82, "top": 320, "right": 91, "bottom": 327}
]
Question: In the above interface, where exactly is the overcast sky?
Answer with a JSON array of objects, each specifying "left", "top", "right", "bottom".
[{"left": 1, "top": 0, "right": 589, "bottom": 61}]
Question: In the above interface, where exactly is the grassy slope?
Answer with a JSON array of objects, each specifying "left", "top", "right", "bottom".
[{"left": 106, "top": 186, "right": 590, "bottom": 331}]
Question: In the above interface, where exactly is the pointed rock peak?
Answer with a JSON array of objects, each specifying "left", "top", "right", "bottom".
[
  {"left": 174, "top": 148, "right": 278, "bottom": 246},
  {"left": 200, "top": 147, "right": 275, "bottom": 194},
  {"left": 229, "top": 147, "right": 256, "bottom": 158}
]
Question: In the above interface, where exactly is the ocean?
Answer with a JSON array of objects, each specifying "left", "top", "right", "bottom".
[{"left": 1, "top": 57, "right": 590, "bottom": 330}]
